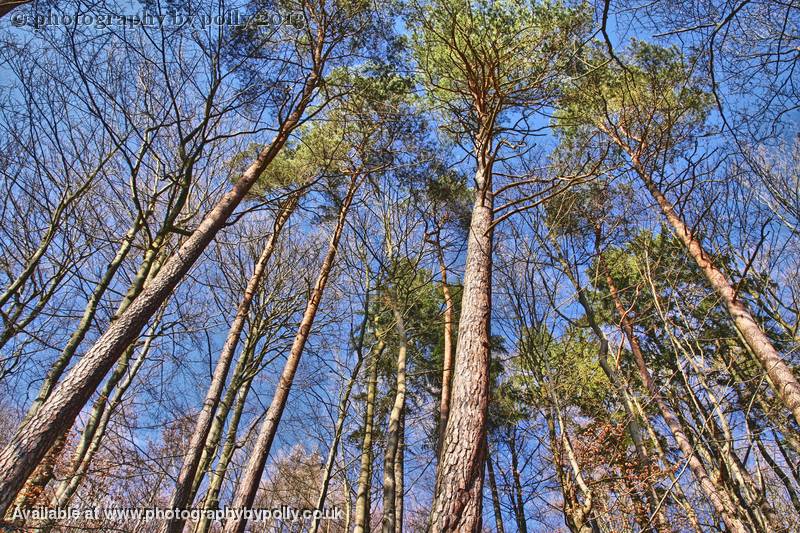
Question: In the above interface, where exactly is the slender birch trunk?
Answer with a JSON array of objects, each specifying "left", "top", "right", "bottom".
[
  {"left": 309, "top": 296, "right": 370, "bottom": 533},
  {"left": 754, "top": 432, "right": 800, "bottom": 514},
  {"left": 22, "top": 213, "right": 145, "bottom": 421},
  {"left": 508, "top": 431, "right": 528, "bottom": 533},
  {"left": 546, "top": 406, "right": 594, "bottom": 533},
  {"left": 731, "top": 360, "right": 800, "bottom": 456},
  {"left": 194, "top": 373, "right": 254, "bottom": 533},
  {"left": 433, "top": 230, "right": 455, "bottom": 450},
  {"left": 394, "top": 408, "right": 405, "bottom": 532},
  {"left": 552, "top": 391, "right": 596, "bottom": 533},
  {"left": 486, "top": 447, "right": 505, "bottom": 533},
  {"left": 189, "top": 334, "right": 258, "bottom": 502},
  {"left": 674, "top": 377, "right": 762, "bottom": 531},
  {"left": 189, "top": 303, "right": 283, "bottom": 502},
  {"left": 679, "top": 350, "right": 779, "bottom": 530},
  {"left": 641, "top": 212, "right": 783, "bottom": 530},
  {"left": 343, "top": 452, "right": 353, "bottom": 533},
  {"left": 382, "top": 302, "right": 408, "bottom": 533}
]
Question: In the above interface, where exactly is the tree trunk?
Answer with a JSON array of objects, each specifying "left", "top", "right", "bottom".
[
  {"left": 354, "top": 339, "right": 383, "bottom": 533},
  {"left": 189, "top": 333, "right": 258, "bottom": 502},
  {"left": 37, "top": 312, "right": 162, "bottom": 530},
  {"left": 309, "top": 288, "right": 370, "bottom": 533},
  {"left": 429, "top": 157, "right": 494, "bottom": 532},
  {"left": 673, "top": 378, "right": 762, "bottom": 531},
  {"left": 343, "top": 452, "right": 353, "bottom": 533},
  {"left": 0, "top": 0, "right": 29, "bottom": 19},
  {"left": 508, "top": 430, "right": 528, "bottom": 533},
  {"left": 23, "top": 213, "right": 144, "bottom": 422},
  {"left": 27, "top": 170, "right": 183, "bottom": 422},
  {"left": 163, "top": 192, "right": 302, "bottom": 533},
  {"left": 486, "top": 447, "right": 505, "bottom": 533},
  {"left": 434, "top": 230, "right": 455, "bottom": 451},
  {"left": 731, "top": 361, "right": 800, "bottom": 456},
  {"left": 626, "top": 146, "right": 800, "bottom": 427},
  {"left": 552, "top": 391, "right": 596, "bottom": 533},
  {"left": 0, "top": 56, "right": 323, "bottom": 513},
  {"left": 603, "top": 260, "right": 749, "bottom": 533},
  {"left": 754, "top": 432, "right": 800, "bottom": 515},
  {"left": 309, "top": 364, "right": 362, "bottom": 533},
  {"left": 223, "top": 174, "right": 360, "bottom": 533},
  {"left": 629, "top": 393, "right": 701, "bottom": 531},
  {"left": 194, "top": 373, "right": 254, "bottom": 533},
  {"left": 13, "top": 240, "right": 170, "bottom": 514},
  {"left": 394, "top": 408, "right": 405, "bottom": 532},
  {"left": 676, "top": 344, "right": 779, "bottom": 531},
  {"left": 382, "top": 302, "right": 408, "bottom": 533},
  {"left": 550, "top": 233, "right": 669, "bottom": 531},
  {"left": 188, "top": 302, "right": 282, "bottom": 504},
  {"left": 546, "top": 407, "right": 594, "bottom": 533}
]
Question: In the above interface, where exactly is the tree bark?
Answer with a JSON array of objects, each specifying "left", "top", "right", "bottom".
[
  {"left": 552, "top": 391, "right": 596, "bottom": 533},
  {"left": 23, "top": 215, "right": 143, "bottom": 422},
  {"left": 754, "top": 432, "right": 800, "bottom": 515},
  {"left": 623, "top": 141, "right": 800, "bottom": 427},
  {"left": 194, "top": 372, "right": 254, "bottom": 533},
  {"left": 0, "top": 54, "right": 323, "bottom": 513},
  {"left": 603, "top": 259, "right": 749, "bottom": 533},
  {"left": 546, "top": 406, "right": 595, "bottom": 533},
  {"left": 0, "top": 0, "right": 29, "bottom": 19},
  {"left": 382, "top": 302, "right": 408, "bottom": 533},
  {"left": 434, "top": 230, "right": 455, "bottom": 451},
  {"left": 309, "top": 285, "right": 371, "bottom": 533},
  {"left": 37, "top": 311, "right": 163, "bottom": 530},
  {"left": 394, "top": 408, "right": 405, "bottom": 532},
  {"left": 675, "top": 341, "right": 779, "bottom": 531},
  {"left": 163, "top": 192, "right": 302, "bottom": 533},
  {"left": 354, "top": 339, "right": 384, "bottom": 533},
  {"left": 189, "top": 332, "right": 257, "bottom": 503},
  {"left": 508, "top": 430, "right": 528, "bottom": 533},
  {"left": 13, "top": 240, "right": 170, "bottom": 514},
  {"left": 486, "top": 447, "right": 505, "bottom": 533},
  {"left": 429, "top": 157, "right": 494, "bottom": 532},
  {"left": 223, "top": 174, "right": 360, "bottom": 533}
]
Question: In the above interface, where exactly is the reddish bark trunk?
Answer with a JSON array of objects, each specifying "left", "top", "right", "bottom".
[
  {"left": 603, "top": 261, "right": 748, "bottom": 533},
  {"left": 630, "top": 149, "right": 800, "bottom": 428},
  {"left": 223, "top": 175, "right": 360, "bottom": 533},
  {"left": 429, "top": 160, "right": 494, "bottom": 532},
  {"left": 162, "top": 193, "right": 301, "bottom": 533}
]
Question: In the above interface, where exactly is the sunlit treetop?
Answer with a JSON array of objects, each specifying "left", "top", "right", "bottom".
[
  {"left": 556, "top": 40, "right": 714, "bottom": 160},
  {"left": 233, "top": 65, "right": 417, "bottom": 197},
  {"left": 409, "top": 0, "right": 591, "bottom": 140}
]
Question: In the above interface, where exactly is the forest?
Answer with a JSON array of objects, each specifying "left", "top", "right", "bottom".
[{"left": 0, "top": 0, "right": 798, "bottom": 531}]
